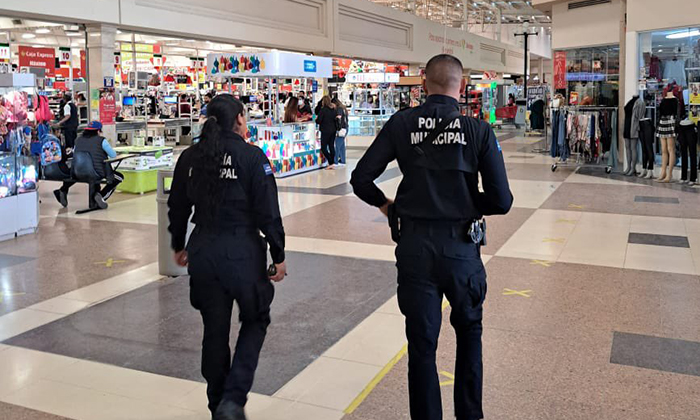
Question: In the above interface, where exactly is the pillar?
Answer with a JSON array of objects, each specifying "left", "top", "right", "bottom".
[{"left": 86, "top": 24, "right": 117, "bottom": 145}]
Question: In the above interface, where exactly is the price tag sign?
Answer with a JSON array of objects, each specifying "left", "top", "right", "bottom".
[
  {"left": 59, "top": 48, "right": 71, "bottom": 62},
  {"left": 0, "top": 43, "right": 10, "bottom": 61}
]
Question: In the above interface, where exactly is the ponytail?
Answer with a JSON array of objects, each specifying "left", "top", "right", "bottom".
[{"left": 190, "top": 95, "right": 244, "bottom": 223}]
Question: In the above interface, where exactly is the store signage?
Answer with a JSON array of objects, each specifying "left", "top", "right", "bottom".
[
  {"left": 312, "top": 79, "right": 318, "bottom": 92},
  {"left": 121, "top": 43, "right": 154, "bottom": 54},
  {"left": 18, "top": 46, "right": 55, "bottom": 77},
  {"left": 59, "top": 47, "right": 71, "bottom": 62},
  {"left": 304, "top": 60, "right": 317, "bottom": 73},
  {"left": 553, "top": 51, "right": 567, "bottom": 90},
  {"left": 104, "top": 76, "right": 114, "bottom": 88},
  {"left": 99, "top": 88, "right": 116, "bottom": 125},
  {"left": 346, "top": 72, "right": 399, "bottom": 83},
  {"left": 566, "top": 72, "right": 606, "bottom": 82},
  {"left": 483, "top": 71, "right": 498, "bottom": 80},
  {"left": 114, "top": 52, "right": 121, "bottom": 66},
  {"left": 0, "top": 43, "right": 10, "bottom": 61},
  {"left": 80, "top": 50, "right": 86, "bottom": 77},
  {"left": 207, "top": 51, "right": 331, "bottom": 78}
]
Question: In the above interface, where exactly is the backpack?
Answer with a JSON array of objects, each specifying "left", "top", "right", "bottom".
[{"left": 40, "top": 134, "right": 62, "bottom": 166}]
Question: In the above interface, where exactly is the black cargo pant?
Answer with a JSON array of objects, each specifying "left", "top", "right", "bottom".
[
  {"left": 395, "top": 221, "right": 486, "bottom": 420},
  {"left": 187, "top": 229, "right": 274, "bottom": 415},
  {"left": 639, "top": 119, "right": 655, "bottom": 171},
  {"left": 678, "top": 126, "right": 698, "bottom": 183}
]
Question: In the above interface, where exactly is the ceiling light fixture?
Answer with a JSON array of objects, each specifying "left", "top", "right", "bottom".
[
  {"left": 666, "top": 29, "right": 700, "bottom": 39},
  {"left": 22, "top": 33, "right": 36, "bottom": 39},
  {"left": 35, "top": 28, "right": 51, "bottom": 34},
  {"left": 65, "top": 31, "right": 81, "bottom": 37},
  {"left": 89, "top": 33, "right": 101, "bottom": 37}
]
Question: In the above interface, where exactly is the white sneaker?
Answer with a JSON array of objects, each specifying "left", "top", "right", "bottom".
[
  {"left": 645, "top": 172, "right": 654, "bottom": 179},
  {"left": 638, "top": 170, "right": 647, "bottom": 178}
]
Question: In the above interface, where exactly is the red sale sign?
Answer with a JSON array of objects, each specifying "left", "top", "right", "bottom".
[
  {"left": 19, "top": 46, "right": 55, "bottom": 77},
  {"left": 553, "top": 51, "right": 567, "bottom": 90}
]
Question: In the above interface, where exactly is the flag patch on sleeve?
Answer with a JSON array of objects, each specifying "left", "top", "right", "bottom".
[
  {"left": 495, "top": 139, "right": 502, "bottom": 152},
  {"left": 263, "top": 163, "right": 273, "bottom": 175}
]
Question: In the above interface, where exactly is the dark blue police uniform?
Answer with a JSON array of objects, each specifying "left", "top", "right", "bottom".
[
  {"left": 351, "top": 94, "right": 512, "bottom": 420},
  {"left": 168, "top": 131, "right": 285, "bottom": 415}
]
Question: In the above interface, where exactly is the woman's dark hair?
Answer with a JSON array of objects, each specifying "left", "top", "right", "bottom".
[
  {"left": 191, "top": 94, "right": 245, "bottom": 222},
  {"left": 284, "top": 97, "right": 299, "bottom": 123}
]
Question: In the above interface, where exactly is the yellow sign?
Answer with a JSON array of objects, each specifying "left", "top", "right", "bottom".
[
  {"left": 542, "top": 237, "right": 565, "bottom": 243},
  {"left": 530, "top": 259, "right": 553, "bottom": 267},
  {"left": 439, "top": 371, "right": 455, "bottom": 387},
  {"left": 94, "top": 258, "right": 126, "bottom": 268},
  {"left": 121, "top": 43, "right": 154, "bottom": 53},
  {"left": 121, "top": 51, "right": 154, "bottom": 62},
  {"left": 502, "top": 288, "right": 532, "bottom": 298}
]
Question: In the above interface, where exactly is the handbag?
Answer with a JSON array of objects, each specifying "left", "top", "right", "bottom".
[{"left": 338, "top": 128, "right": 347, "bottom": 137}]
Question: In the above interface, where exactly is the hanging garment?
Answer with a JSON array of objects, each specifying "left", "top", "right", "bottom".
[
  {"left": 663, "top": 59, "right": 687, "bottom": 86},
  {"left": 530, "top": 99, "right": 545, "bottom": 130}
]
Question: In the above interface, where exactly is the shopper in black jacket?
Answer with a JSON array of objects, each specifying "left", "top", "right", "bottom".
[{"left": 316, "top": 96, "right": 338, "bottom": 169}]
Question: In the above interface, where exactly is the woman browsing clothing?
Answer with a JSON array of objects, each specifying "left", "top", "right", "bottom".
[
  {"left": 332, "top": 98, "right": 349, "bottom": 166},
  {"left": 167, "top": 94, "right": 287, "bottom": 420},
  {"left": 316, "top": 95, "right": 338, "bottom": 169}
]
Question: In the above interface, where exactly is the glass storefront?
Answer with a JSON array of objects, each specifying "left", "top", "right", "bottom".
[
  {"left": 555, "top": 45, "right": 620, "bottom": 106},
  {"left": 637, "top": 27, "right": 700, "bottom": 122}
]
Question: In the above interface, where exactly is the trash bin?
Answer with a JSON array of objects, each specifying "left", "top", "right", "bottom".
[
  {"left": 157, "top": 169, "right": 193, "bottom": 277},
  {"left": 515, "top": 99, "right": 527, "bottom": 127}
]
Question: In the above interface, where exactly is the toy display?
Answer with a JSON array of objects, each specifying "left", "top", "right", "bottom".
[
  {"left": 211, "top": 55, "right": 265, "bottom": 75},
  {"left": 0, "top": 152, "right": 15, "bottom": 198},
  {"left": 248, "top": 122, "right": 321, "bottom": 177}
]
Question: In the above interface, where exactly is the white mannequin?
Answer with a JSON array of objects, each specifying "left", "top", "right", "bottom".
[{"left": 658, "top": 91, "right": 677, "bottom": 183}]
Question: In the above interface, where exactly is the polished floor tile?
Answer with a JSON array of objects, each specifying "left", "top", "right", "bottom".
[
  {"left": 628, "top": 232, "right": 690, "bottom": 248},
  {"left": 624, "top": 244, "right": 697, "bottom": 275},
  {"left": 508, "top": 180, "right": 561, "bottom": 209},
  {"left": 631, "top": 215, "right": 687, "bottom": 236},
  {"left": 5, "top": 252, "right": 397, "bottom": 396},
  {"left": 0, "top": 401, "right": 71, "bottom": 420},
  {"left": 610, "top": 332, "right": 700, "bottom": 377},
  {"left": 274, "top": 356, "right": 381, "bottom": 411},
  {"left": 283, "top": 196, "right": 395, "bottom": 246}
]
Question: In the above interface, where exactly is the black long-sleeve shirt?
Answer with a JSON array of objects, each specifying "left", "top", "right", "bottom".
[
  {"left": 351, "top": 94, "right": 512, "bottom": 220},
  {"left": 167, "top": 131, "right": 285, "bottom": 263},
  {"left": 316, "top": 106, "right": 338, "bottom": 135}
]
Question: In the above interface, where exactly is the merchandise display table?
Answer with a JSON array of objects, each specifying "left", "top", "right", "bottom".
[
  {"left": 148, "top": 118, "right": 191, "bottom": 145},
  {"left": 248, "top": 122, "right": 322, "bottom": 177},
  {"left": 348, "top": 114, "right": 391, "bottom": 136},
  {"left": 113, "top": 146, "right": 174, "bottom": 194}
]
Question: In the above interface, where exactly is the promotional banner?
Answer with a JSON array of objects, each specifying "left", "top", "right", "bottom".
[
  {"left": 553, "top": 51, "right": 567, "bottom": 90},
  {"left": 99, "top": 87, "right": 116, "bottom": 125},
  {"left": 58, "top": 47, "right": 71, "bottom": 63},
  {"left": 80, "top": 50, "right": 86, "bottom": 78},
  {"left": 0, "top": 43, "right": 10, "bottom": 61},
  {"left": 207, "top": 51, "right": 331, "bottom": 78},
  {"left": 19, "top": 46, "right": 55, "bottom": 76}
]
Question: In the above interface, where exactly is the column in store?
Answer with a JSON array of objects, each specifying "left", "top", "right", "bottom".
[{"left": 86, "top": 24, "right": 117, "bottom": 144}]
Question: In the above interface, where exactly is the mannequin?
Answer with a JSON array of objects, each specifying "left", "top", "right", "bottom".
[
  {"left": 678, "top": 119, "right": 698, "bottom": 186},
  {"left": 623, "top": 95, "right": 646, "bottom": 176},
  {"left": 656, "top": 90, "right": 680, "bottom": 183}
]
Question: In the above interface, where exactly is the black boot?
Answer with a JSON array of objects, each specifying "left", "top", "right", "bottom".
[
  {"left": 213, "top": 400, "right": 247, "bottom": 420},
  {"left": 53, "top": 189, "right": 68, "bottom": 208}
]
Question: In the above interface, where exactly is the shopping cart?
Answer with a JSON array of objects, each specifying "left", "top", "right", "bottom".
[{"left": 494, "top": 106, "right": 520, "bottom": 129}]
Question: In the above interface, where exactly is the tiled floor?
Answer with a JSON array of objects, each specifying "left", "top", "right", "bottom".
[{"left": 2, "top": 132, "right": 700, "bottom": 420}]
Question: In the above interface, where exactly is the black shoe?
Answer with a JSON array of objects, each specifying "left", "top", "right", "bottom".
[
  {"left": 53, "top": 189, "right": 68, "bottom": 208},
  {"left": 94, "top": 193, "right": 108, "bottom": 209},
  {"left": 213, "top": 400, "right": 247, "bottom": 420}
]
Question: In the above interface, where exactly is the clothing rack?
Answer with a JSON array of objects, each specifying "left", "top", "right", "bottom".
[{"left": 550, "top": 105, "right": 619, "bottom": 173}]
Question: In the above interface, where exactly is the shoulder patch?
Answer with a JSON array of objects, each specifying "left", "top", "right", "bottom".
[
  {"left": 495, "top": 138, "right": 502, "bottom": 152},
  {"left": 263, "top": 163, "right": 274, "bottom": 176}
]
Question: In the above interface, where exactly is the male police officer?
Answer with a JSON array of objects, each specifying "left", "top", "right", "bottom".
[{"left": 351, "top": 54, "right": 513, "bottom": 420}]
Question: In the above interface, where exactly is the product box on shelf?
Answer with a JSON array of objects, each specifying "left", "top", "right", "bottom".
[
  {"left": 248, "top": 122, "right": 322, "bottom": 177},
  {"left": 114, "top": 146, "right": 174, "bottom": 170}
]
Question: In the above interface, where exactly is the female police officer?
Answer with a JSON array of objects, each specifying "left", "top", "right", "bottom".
[{"left": 168, "top": 94, "right": 286, "bottom": 420}]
